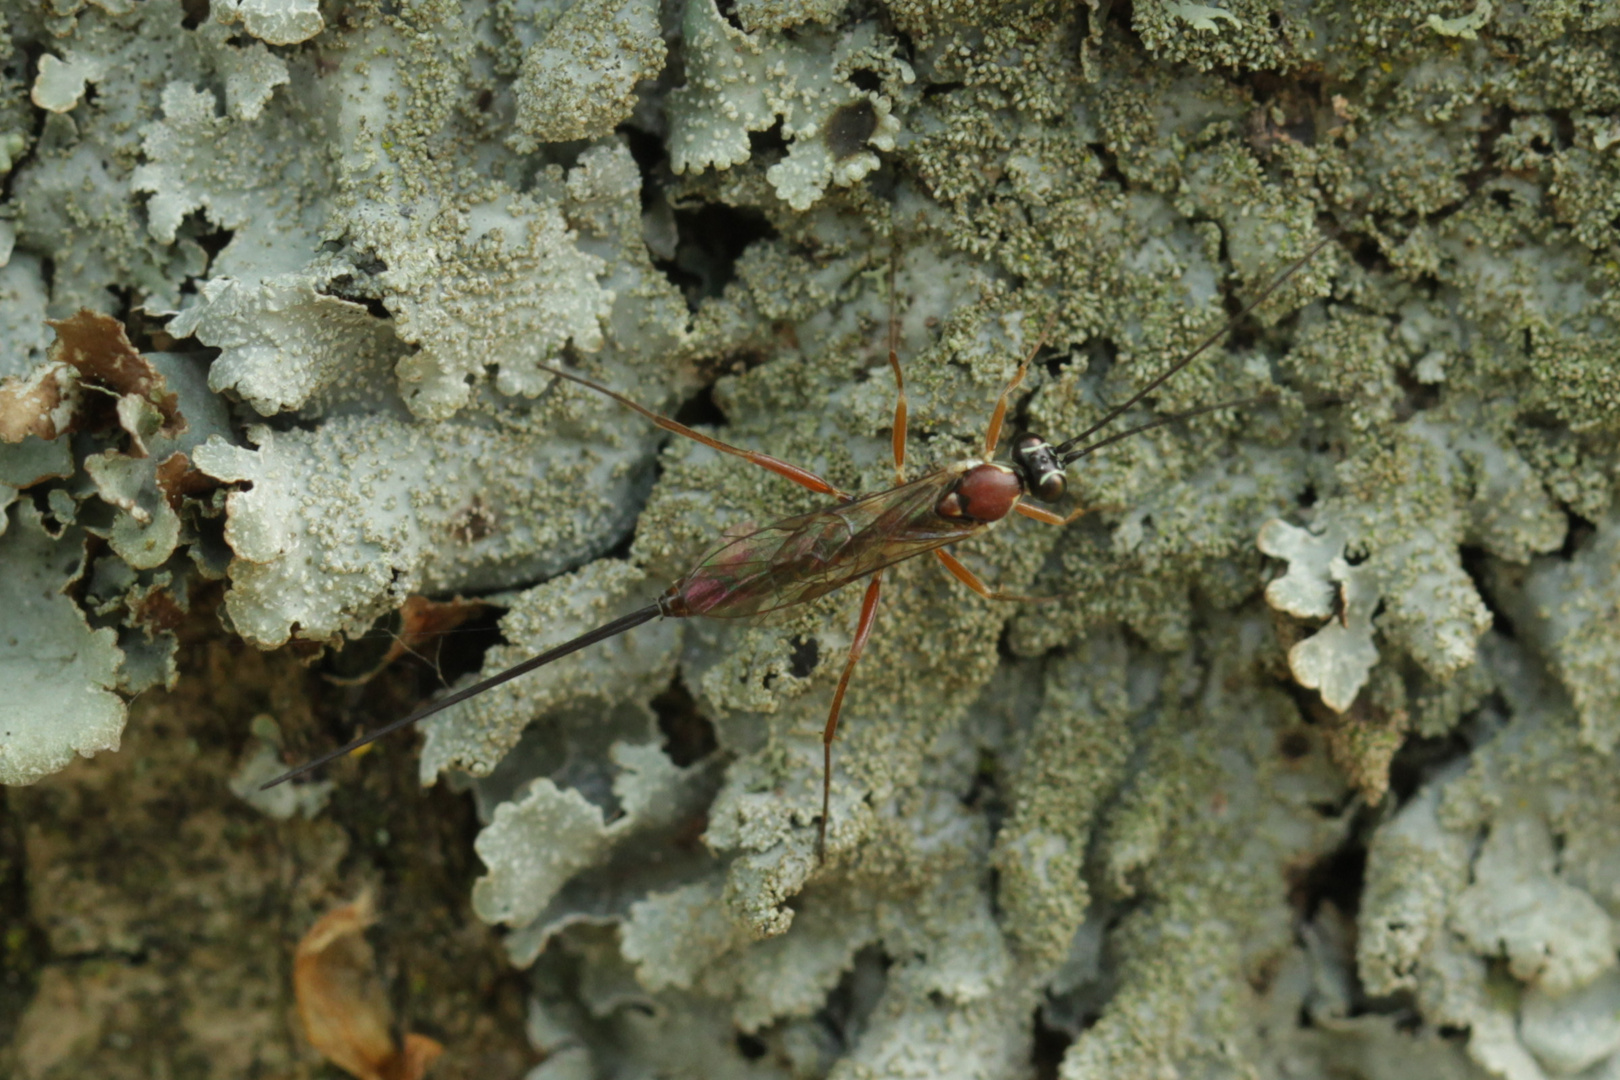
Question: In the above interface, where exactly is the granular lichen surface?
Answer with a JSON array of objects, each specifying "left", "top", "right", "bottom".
[{"left": 1, "top": 0, "right": 1618, "bottom": 1077}]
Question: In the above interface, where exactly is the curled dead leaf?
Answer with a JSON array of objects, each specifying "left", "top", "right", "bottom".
[
  {"left": 325, "top": 595, "right": 493, "bottom": 687},
  {"left": 154, "top": 450, "right": 218, "bottom": 511},
  {"left": 293, "top": 894, "right": 444, "bottom": 1080},
  {"left": 0, "top": 362, "right": 79, "bottom": 442},
  {"left": 47, "top": 310, "right": 185, "bottom": 446}
]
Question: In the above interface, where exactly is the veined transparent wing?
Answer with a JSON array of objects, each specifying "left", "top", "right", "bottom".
[{"left": 670, "top": 467, "right": 985, "bottom": 619}]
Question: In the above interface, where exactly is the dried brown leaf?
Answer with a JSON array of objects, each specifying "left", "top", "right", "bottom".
[
  {"left": 47, "top": 310, "right": 184, "bottom": 442},
  {"left": 154, "top": 450, "right": 218, "bottom": 510},
  {"left": 0, "top": 362, "right": 78, "bottom": 442},
  {"left": 326, "top": 595, "right": 492, "bottom": 686},
  {"left": 293, "top": 894, "right": 444, "bottom": 1080}
]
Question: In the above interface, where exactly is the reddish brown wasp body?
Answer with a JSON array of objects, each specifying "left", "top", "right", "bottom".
[{"left": 266, "top": 237, "right": 1334, "bottom": 858}]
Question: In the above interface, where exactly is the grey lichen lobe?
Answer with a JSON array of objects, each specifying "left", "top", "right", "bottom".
[
  {"left": 418, "top": 559, "right": 683, "bottom": 779},
  {"left": 510, "top": 0, "right": 666, "bottom": 147},
  {"left": 191, "top": 390, "right": 663, "bottom": 648},
  {"left": 0, "top": 502, "right": 125, "bottom": 784},
  {"left": 1356, "top": 632, "right": 1620, "bottom": 1078},
  {"left": 669, "top": 0, "right": 908, "bottom": 210},
  {"left": 990, "top": 639, "right": 1131, "bottom": 968},
  {"left": 2, "top": 0, "right": 1619, "bottom": 1076}
]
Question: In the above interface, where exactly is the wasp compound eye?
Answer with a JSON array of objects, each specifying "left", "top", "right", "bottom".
[{"left": 1012, "top": 435, "right": 1066, "bottom": 503}]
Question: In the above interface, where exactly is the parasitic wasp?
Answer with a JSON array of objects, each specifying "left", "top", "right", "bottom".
[{"left": 266, "top": 234, "right": 1336, "bottom": 858}]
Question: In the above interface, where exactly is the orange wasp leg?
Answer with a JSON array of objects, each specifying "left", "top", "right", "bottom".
[
  {"left": 936, "top": 503, "right": 1122, "bottom": 603},
  {"left": 886, "top": 254, "right": 908, "bottom": 485},
  {"left": 538, "top": 363, "right": 853, "bottom": 502},
  {"left": 812, "top": 258, "right": 908, "bottom": 860},
  {"left": 980, "top": 310, "right": 1063, "bottom": 458},
  {"left": 818, "top": 571, "right": 885, "bottom": 860},
  {"left": 981, "top": 357, "right": 1027, "bottom": 459},
  {"left": 1014, "top": 500, "right": 1111, "bottom": 527},
  {"left": 934, "top": 548, "right": 1052, "bottom": 604}
]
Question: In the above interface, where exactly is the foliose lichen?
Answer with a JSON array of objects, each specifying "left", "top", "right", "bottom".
[{"left": 2, "top": 0, "right": 1618, "bottom": 1076}]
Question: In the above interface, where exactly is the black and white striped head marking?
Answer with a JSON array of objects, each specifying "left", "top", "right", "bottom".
[{"left": 1010, "top": 434, "right": 1066, "bottom": 503}]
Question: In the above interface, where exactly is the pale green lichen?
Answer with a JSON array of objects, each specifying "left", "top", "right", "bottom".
[
  {"left": 1358, "top": 632, "right": 1620, "bottom": 1078},
  {"left": 228, "top": 716, "right": 334, "bottom": 818},
  {"left": 669, "top": 0, "right": 912, "bottom": 210},
  {"left": 3, "top": 0, "right": 1620, "bottom": 1076},
  {"left": 190, "top": 390, "right": 664, "bottom": 648},
  {"left": 211, "top": 0, "right": 324, "bottom": 47},
  {"left": 509, "top": 0, "right": 665, "bottom": 147},
  {"left": 420, "top": 560, "right": 685, "bottom": 780},
  {"left": 1513, "top": 511, "right": 1620, "bottom": 752},
  {"left": 1427, "top": 0, "right": 1494, "bottom": 40},
  {"left": 1165, "top": 2, "right": 1242, "bottom": 33},
  {"left": 132, "top": 82, "right": 297, "bottom": 247},
  {"left": 1260, "top": 519, "right": 1382, "bottom": 712},
  {"left": 990, "top": 640, "right": 1131, "bottom": 968},
  {"left": 170, "top": 276, "right": 409, "bottom": 418},
  {"left": 0, "top": 310, "right": 227, "bottom": 732},
  {"left": 29, "top": 50, "right": 104, "bottom": 113},
  {"left": 0, "top": 502, "right": 125, "bottom": 784}
]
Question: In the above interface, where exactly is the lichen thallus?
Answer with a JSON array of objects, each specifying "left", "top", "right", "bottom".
[{"left": 266, "top": 236, "right": 1334, "bottom": 858}]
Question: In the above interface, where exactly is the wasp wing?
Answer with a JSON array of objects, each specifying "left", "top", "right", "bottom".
[{"left": 671, "top": 468, "right": 986, "bottom": 619}]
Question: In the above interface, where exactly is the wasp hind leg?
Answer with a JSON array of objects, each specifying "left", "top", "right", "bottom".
[
  {"left": 817, "top": 571, "right": 885, "bottom": 861},
  {"left": 884, "top": 250, "right": 909, "bottom": 485},
  {"left": 1014, "top": 500, "right": 1120, "bottom": 527},
  {"left": 539, "top": 363, "right": 854, "bottom": 501},
  {"left": 934, "top": 548, "right": 1055, "bottom": 604}
]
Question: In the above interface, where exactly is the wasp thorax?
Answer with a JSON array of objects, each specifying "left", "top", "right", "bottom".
[
  {"left": 937, "top": 463, "right": 1022, "bottom": 523},
  {"left": 1011, "top": 434, "right": 1066, "bottom": 503}
]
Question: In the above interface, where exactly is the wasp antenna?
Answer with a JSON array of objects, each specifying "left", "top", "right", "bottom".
[
  {"left": 1058, "top": 394, "right": 1276, "bottom": 465},
  {"left": 260, "top": 603, "right": 664, "bottom": 790},
  {"left": 1053, "top": 233, "right": 1336, "bottom": 456}
]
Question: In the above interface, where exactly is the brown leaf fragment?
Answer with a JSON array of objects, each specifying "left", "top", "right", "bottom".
[
  {"left": 390, "top": 595, "right": 491, "bottom": 666},
  {"left": 46, "top": 310, "right": 185, "bottom": 439},
  {"left": 327, "top": 595, "right": 493, "bottom": 686},
  {"left": 293, "top": 894, "right": 445, "bottom": 1080},
  {"left": 127, "top": 581, "right": 189, "bottom": 635},
  {"left": 0, "top": 362, "right": 79, "bottom": 442},
  {"left": 154, "top": 450, "right": 219, "bottom": 510}
]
